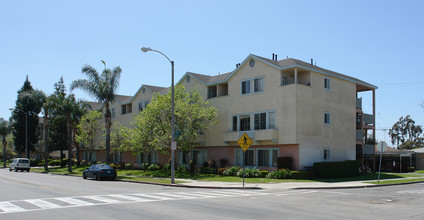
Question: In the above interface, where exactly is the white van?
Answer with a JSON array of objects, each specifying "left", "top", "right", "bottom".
[{"left": 9, "top": 158, "right": 31, "bottom": 172}]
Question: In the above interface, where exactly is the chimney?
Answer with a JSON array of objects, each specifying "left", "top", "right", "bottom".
[
  {"left": 275, "top": 54, "right": 277, "bottom": 61},
  {"left": 272, "top": 53, "right": 275, "bottom": 61},
  {"left": 311, "top": 59, "right": 313, "bottom": 65}
]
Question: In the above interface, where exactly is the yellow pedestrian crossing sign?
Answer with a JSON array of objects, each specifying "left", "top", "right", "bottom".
[{"left": 238, "top": 133, "right": 252, "bottom": 152}]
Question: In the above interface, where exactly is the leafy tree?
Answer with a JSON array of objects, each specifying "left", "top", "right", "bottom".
[
  {"left": 11, "top": 76, "right": 46, "bottom": 158},
  {"left": 0, "top": 118, "right": 12, "bottom": 167},
  {"left": 129, "top": 85, "right": 217, "bottom": 156},
  {"left": 76, "top": 110, "right": 103, "bottom": 150},
  {"left": 389, "top": 115, "right": 423, "bottom": 149},
  {"left": 110, "top": 122, "right": 132, "bottom": 153},
  {"left": 71, "top": 61, "right": 122, "bottom": 164}
]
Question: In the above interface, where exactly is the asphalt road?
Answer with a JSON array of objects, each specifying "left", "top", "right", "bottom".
[{"left": 1, "top": 168, "right": 424, "bottom": 220}]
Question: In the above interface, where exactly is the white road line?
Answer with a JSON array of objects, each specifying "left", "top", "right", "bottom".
[
  {"left": 108, "top": 194, "right": 155, "bottom": 202},
  {"left": 132, "top": 193, "right": 177, "bottom": 200},
  {"left": 0, "top": 202, "right": 27, "bottom": 213},
  {"left": 0, "top": 190, "right": 269, "bottom": 215},
  {"left": 54, "top": 197, "right": 95, "bottom": 206},
  {"left": 82, "top": 196, "right": 122, "bottom": 204},
  {"left": 24, "top": 199, "right": 61, "bottom": 209}
]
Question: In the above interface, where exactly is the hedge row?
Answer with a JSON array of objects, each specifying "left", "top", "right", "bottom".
[{"left": 313, "top": 160, "right": 360, "bottom": 179}]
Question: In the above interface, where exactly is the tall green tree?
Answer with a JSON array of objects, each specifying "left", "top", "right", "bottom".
[
  {"left": 76, "top": 110, "right": 103, "bottom": 150},
  {"left": 71, "top": 61, "right": 122, "bottom": 164},
  {"left": 11, "top": 76, "right": 45, "bottom": 158},
  {"left": 129, "top": 85, "right": 217, "bottom": 156},
  {"left": 389, "top": 115, "right": 423, "bottom": 149},
  {"left": 0, "top": 118, "right": 12, "bottom": 167}
]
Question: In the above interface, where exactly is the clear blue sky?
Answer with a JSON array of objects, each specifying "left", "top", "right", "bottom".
[{"left": 1, "top": 0, "right": 423, "bottom": 146}]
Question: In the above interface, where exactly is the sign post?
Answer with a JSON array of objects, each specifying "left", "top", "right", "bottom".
[{"left": 237, "top": 133, "right": 252, "bottom": 187}]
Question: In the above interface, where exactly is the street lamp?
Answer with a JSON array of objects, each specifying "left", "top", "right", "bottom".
[
  {"left": 9, "top": 108, "right": 29, "bottom": 159},
  {"left": 141, "top": 47, "right": 176, "bottom": 184}
]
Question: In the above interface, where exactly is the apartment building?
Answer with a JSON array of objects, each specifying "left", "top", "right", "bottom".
[{"left": 80, "top": 53, "right": 377, "bottom": 171}]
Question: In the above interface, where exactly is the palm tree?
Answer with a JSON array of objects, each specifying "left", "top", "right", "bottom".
[
  {"left": 71, "top": 61, "right": 121, "bottom": 164},
  {"left": 0, "top": 118, "right": 12, "bottom": 168}
]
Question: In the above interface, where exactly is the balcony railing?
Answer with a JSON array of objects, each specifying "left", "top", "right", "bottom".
[
  {"left": 255, "top": 129, "right": 278, "bottom": 141},
  {"left": 356, "top": 98, "right": 362, "bottom": 109},
  {"left": 356, "top": 130, "right": 363, "bottom": 141},
  {"left": 364, "top": 144, "right": 375, "bottom": 155},
  {"left": 363, "top": 113, "right": 374, "bottom": 125}
]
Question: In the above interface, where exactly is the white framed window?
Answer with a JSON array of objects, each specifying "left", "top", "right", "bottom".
[
  {"left": 178, "top": 151, "right": 191, "bottom": 165},
  {"left": 232, "top": 114, "right": 251, "bottom": 132},
  {"left": 84, "top": 151, "right": 96, "bottom": 162},
  {"left": 241, "top": 80, "right": 251, "bottom": 95},
  {"left": 324, "top": 78, "right": 331, "bottom": 90},
  {"left": 241, "top": 76, "right": 264, "bottom": 95},
  {"left": 239, "top": 114, "right": 251, "bottom": 131},
  {"left": 281, "top": 74, "right": 289, "bottom": 85},
  {"left": 257, "top": 148, "right": 279, "bottom": 167},
  {"left": 121, "top": 105, "right": 126, "bottom": 115},
  {"left": 254, "top": 111, "right": 276, "bottom": 130},
  {"left": 323, "top": 148, "right": 331, "bottom": 161},
  {"left": 138, "top": 102, "right": 143, "bottom": 112},
  {"left": 235, "top": 149, "right": 255, "bottom": 167},
  {"left": 193, "top": 149, "right": 208, "bottom": 166},
  {"left": 144, "top": 100, "right": 150, "bottom": 108},
  {"left": 324, "top": 112, "right": 331, "bottom": 125},
  {"left": 254, "top": 77, "right": 264, "bottom": 93},
  {"left": 111, "top": 108, "right": 115, "bottom": 118},
  {"left": 137, "top": 150, "right": 158, "bottom": 164}
]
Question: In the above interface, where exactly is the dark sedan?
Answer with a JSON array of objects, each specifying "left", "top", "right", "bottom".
[{"left": 83, "top": 164, "right": 117, "bottom": 180}]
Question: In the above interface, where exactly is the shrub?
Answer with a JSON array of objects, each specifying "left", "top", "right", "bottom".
[
  {"left": 407, "top": 167, "right": 415, "bottom": 172},
  {"left": 313, "top": 160, "right": 360, "bottom": 179},
  {"left": 219, "top": 158, "right": 229, "bottom": 168},
  {"left": 277, "top": 157, "right": 293, "bottom": 170},
  {"left": 125, "top": 164, "right": 132, "bottom": 170},
  {"left": 218, "top": 168, "right": 227, "bottom": 175},
  {"left": 237, "top": 168, "right": 260, "bottom": 178},
  {"left": 208, "top": 159, "right": 216, "bottom": 168},
  {"left": 148, "top": 164, "right": 160, "bottom": 171},
  {"left": 266, "top": 169, "right": 292, "bottom": 179},
  {"left": 292, "top": 171, "right": 310, "bottom": 180},
  {"left": 222, "top": 166, "right": 240, "bottom": 176},
  {"left": 259, "top": 170, "right": 269, "bottom": 178},
  {"left": 49, "top": 160, "right": 61, "bottom": 166},
  {"left": 30, "top": 159, "right": 42, "bottom": 167},
  {"left": 177, "top": 165, "right": 188, "bottom": 172},
  {"left": 197, "top": 166, "right": 216, "bottom": 174},
  {"left": 162, "top": 163, "right": 170, "bottom": 170}
]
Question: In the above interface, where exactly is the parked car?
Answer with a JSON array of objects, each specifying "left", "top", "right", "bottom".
[
  {"left": 9, "top": 158, "right": 31, "bottom": 172},
  {"left": 83, "top": 164, "right": 117, "bottom": 180}
]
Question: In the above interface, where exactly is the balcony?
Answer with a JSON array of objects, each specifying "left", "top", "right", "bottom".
[
  {"left": 356, "top": 98, "right": 362, "bottom": 109},
  {"left": 356, "top": 130, "right": 363, "bottom": 141},
  {"left": 255, "top": 129, "right": 278, "bottom": 141},
  {"left": 363, "top": 113, "right": 374, "bottom": 125},
  {"left": 364, "top": 144, "right": 375, "bottom": 155}
]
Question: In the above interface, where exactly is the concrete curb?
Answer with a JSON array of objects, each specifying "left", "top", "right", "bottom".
[{"left": 293, "top": 180, "right": 424, "bottom": 190}]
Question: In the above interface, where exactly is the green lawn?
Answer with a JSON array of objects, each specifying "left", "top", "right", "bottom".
[
  {"left": 31, "top": 166, "right": 424, "bottom": 185},
  {"left": 366, "top": 178, "right": 424, "bottom": 184}
]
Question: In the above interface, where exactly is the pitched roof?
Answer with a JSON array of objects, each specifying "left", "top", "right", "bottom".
[
  {"left": 86, "top": 101, "right": 103, "bottom": 110},
  {"left": 114, "top": 95, "right": 132, "bottom": 103},
  {"left": 144, "top": 85, "right": 167, "bottom": 94},
  {"left": 187, "top": 72, "right": 232, "bottom": 85}
]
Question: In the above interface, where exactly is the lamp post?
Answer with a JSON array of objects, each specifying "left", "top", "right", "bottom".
[
  {"left": 141, "top": 47, "right": 176, "bottom": 184},
  {"left": 9, "top": 108, "right": 29, "bottom": 159}
]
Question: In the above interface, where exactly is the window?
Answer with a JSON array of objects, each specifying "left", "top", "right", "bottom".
[
  {"left": 239, "top": 114, "right": 250, "bottom": 131},
  {"left": 138, "top": 102, "right": 143, "bottom": 112},
  {"left": 232, "top": 116, "right": 238, "bottom": 132},
  {"left": 324, "top": 78, "right": 331, "bottom": 89},
  {"left": 241, "top": 80, "right": 251, "bottom": 95},
  {"left": 257, "top": 148, "right": 278, "bottom": 167},
  {"left": 137, "top": 150, "right": 158, "bottom": 164},
  {"left": 281, "top": 74, "right": 289, "bottom": 85},
  {"left": 83, "top": 151, "right": 96, "bottom": 162},
  {"left": 324, "top": 112, "right": 331, "bottom": 125},
  {"left": 254, "top": 77, "right": 264, "bottom": 92},
  {"left": 254, "top": 111, "right": 275, "bottom": 130},
  {"left": 193, "top": 149, "right": 208, "bottom": 166},
  {"left": 178, "top": 151, "right": 191, "bottom": 165},
  {"left": 254, "top": 113, "right": 266, "bottom": 130},
  {"left": 323, "top": 148, "right": 331, "bottom": 161},
  {"left": 235, "top": 149, "right": 255, "bottom": 166},
  {"left": 144, "top": 100, "right": 150, "bottom": 108},
  {"left": 111, "top": 108, "right": 115, "bottom": 118},
  {"left": 207, "top": 86, "right": 217, "bottom": 98},
  {"left": 113, "top": 152, "right": 122, "bottom": 163},
  {"left": 121, "top": 105, "right": 126, "bottom": 115}
]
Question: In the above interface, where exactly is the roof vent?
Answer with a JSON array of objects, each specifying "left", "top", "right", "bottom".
[
  {"left": 272, "top": 53, "right": 275, "bottom": 61},
  {"left": 275, "top": 54, "right": 277, "bottom": 61},
  {"left": 311, "top": 59, "right": 313, "bottom": 65}
]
